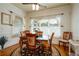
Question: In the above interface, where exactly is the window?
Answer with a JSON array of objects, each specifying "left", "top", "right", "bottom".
[{"left": 31, "top": 15, "right": 62, "bottom": 38}]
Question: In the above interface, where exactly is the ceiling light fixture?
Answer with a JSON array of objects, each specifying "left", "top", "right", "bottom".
[
  {"left": 32, "top": 3, "right": 39, "bottom": 11},
  {"left": 36, "top": 4, "right": 39, "bottom": 10},
  {"left": 32, "top": 4, "right": 36, "bottom": 10}
]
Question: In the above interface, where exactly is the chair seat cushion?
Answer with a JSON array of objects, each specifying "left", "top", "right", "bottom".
[{"left": 59, "top": 39, "right": 69, "bottom": 42}]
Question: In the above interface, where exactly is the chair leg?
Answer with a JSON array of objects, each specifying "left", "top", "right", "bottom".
[
  {"left": 59, "top": 41, "right": 60, "bottom": 47},
  {"left": 63, "top": 43, "right": 65, "bottom": 50}
]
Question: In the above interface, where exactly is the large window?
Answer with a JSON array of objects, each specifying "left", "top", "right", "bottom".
[{"left": 31, "top": 15, "right": 61, "bottom": 38}]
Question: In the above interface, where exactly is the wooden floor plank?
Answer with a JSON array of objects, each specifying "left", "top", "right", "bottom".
[
  {"left": 53, "top": 44, "right": 69, "bottom": 56},
  {"left": 0, "top": 44, "right": 19, "bottom": 56}
]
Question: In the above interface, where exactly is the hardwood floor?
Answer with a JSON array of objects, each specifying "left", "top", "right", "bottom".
[
  {"left": 0, "top": 44, "right": 69, "bottom": 56},
  {"left": 0, "top": 44, "right": 19, "bottom": 56},
  {"left": 53, "top": 44, "right": 69, "bottom": 56}
]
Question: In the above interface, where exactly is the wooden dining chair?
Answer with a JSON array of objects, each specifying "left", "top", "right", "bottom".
[
  {"left": 42, "top": 33, "right": 54, "bottom": 56},
  {"left": 59, "top": 32, "right": 72, "bottom": 49},
  {"left": 49, "top": 33, "right": 54, "bottom": 47},
  {"left": 49, "top": 33, "right": 54, "bottom": 51},
  {"left": 19, "top": 37, "right": 28, "bottom": 56},
  {"left": 20, "top": 31, "right": 26, "bottom": 38},
  {"left": 26, "top": 33, "right": 40, "bottom": 55},
  {"left": 24, "top": 30, "right": 30, "bottom": 34}
]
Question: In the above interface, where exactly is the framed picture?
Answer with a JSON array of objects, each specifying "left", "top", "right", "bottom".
[{"left": 1, "top": 13, "right": 11, "bottom": 25}]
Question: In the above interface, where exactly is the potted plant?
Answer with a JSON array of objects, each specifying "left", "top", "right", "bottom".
[{"left": 0, "top": 36, "right": 7, "bottom": 49}]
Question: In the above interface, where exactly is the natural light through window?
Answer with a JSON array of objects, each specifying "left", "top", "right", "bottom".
[{"left": 31, "top": 15, "right": 61, "bottom": 38}]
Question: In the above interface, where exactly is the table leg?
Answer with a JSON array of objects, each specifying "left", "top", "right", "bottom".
[{"left": 59, "top": 41, "right": 60, "bottom": 46}]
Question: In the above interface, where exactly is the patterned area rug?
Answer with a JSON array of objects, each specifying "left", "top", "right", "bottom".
[{"left": 11, "top": 46, "right": 61, "bottom": 56}]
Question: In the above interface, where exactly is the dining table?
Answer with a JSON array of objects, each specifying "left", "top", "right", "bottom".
[
  {"left": 36, "top": 35, "right": 50, "bottom": 48},
  {"left": 29, "top": 32, "right": 50, "bottom": 48}
]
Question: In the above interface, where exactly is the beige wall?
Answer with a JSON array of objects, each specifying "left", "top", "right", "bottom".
[
  {"left": 0, "top": 3, "right": 26, "bottom": 49},
  {"left": 0, "top": 3, "right": 25, "bottom": 18},
  {"left": 0, "top": 3, "right": 26, "bottom": 36},
  {"left": 71, "top": 4, "right": 79, "bottom": 40}
]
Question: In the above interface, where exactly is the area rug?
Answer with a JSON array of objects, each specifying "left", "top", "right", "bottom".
[{"left": 11, "top": 46, "right": 61, "bottom": 56}]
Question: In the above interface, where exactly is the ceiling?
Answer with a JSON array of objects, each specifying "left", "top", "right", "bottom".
[{"left": 12, "top": 3, "right": 69, "bottom": 12}]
